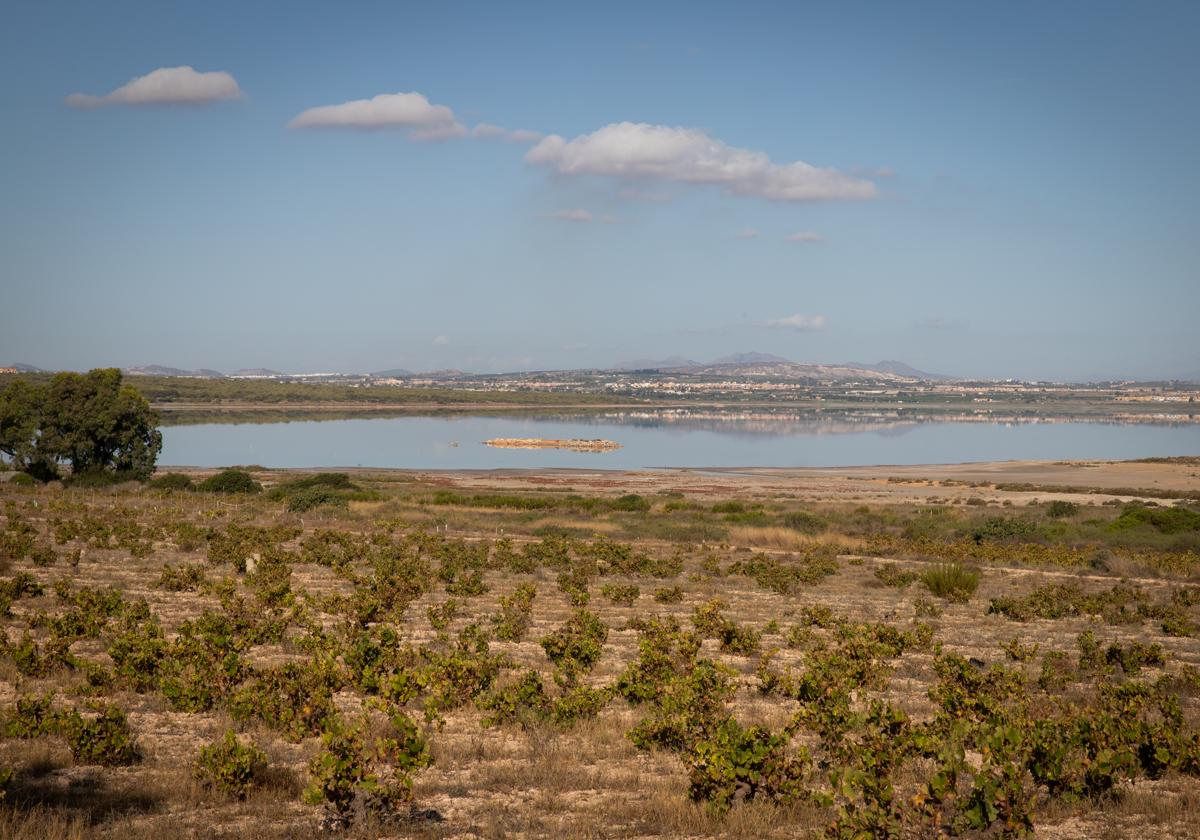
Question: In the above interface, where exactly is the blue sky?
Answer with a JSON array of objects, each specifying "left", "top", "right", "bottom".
[{"left": 1, "top": 1, "right": 1197, "bottom": 380}]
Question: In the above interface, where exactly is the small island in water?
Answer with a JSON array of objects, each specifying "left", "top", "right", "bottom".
[{"left": 484, "top": 437, "right": 621, "bottom": 452}]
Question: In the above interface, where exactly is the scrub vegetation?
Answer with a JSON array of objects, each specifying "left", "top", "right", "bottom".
[{"left": 0, "top": 466, "right": 1198, "bottom": 838}]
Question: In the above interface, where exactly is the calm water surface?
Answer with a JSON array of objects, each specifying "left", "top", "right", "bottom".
[{"left": 159, "top": 412, "right": 1200, "bottom": 469}]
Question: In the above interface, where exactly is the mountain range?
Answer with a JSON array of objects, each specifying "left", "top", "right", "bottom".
[{"left": 611, "top": 352, "right": 949, "bottom": 381}]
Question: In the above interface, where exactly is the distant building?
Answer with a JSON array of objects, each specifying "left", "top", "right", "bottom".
[{"left": 0, "top": 367, "right": 18, "bottom": 375}]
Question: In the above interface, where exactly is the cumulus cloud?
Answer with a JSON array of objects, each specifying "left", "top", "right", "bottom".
[
  {"left": 735, "top": 228, "right": 762, "bottom": 239},
  {"left": 506, "top": 128, "right": 543, "bottom": 144},
  {"left": 526, "top": 122, "right": 876, "bottom": 202},
  {"left": 471, "top": 123, "right": 541, "bottom": 143},
  {"left": 765, "top": 313, "right": 828, "bottom": 331},
  {"left": 288, "top": 91, "right": 465, "bottom": 140},
  {"left": 471, "top": 122, "right": 508, "bottom": 139},
  {"left": 66, "top": 66, "right": 243, "bottom": 109},
  {"left": 786, "top": 230, "right": 825, "bottom": 243}
]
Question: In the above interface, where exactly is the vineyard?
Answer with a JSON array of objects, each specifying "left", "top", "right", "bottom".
[{"left": 0, "top": 467, "right": 1198, "bottom": 838}]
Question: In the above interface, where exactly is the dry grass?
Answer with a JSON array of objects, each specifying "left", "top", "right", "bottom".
[{"left": 0, "top": 468, "right": 1198, "bottom": 838}]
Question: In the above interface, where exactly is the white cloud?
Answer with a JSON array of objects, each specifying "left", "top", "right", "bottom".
[
  {"left": 786, "top": 230, "right": 825, "bottom": 243},
  {"left": 526, "top": 122, "right": 876, "bottom": 202},
  {"left": 472, "top": 123, "right": 542, "bottom": 143},
  {"left": 287, "top": 91, "right": 465, "bottom": 140},
  {"left": 765, "top": 313, "right": 828, "bottom": 331},
  {"left": 735, "top": 228, "right": 762, "bottom": 239},
  {"left": 546, "top": 208, "right": 594, "bottom": 222},
  {"left": 66, "top": 66, "right": 243, "bottom": 109},
  {"left": 505, "top": 128, "right": 543, "bottom": 144},
  {"left": 433, "top": 335, "right": 450, "bottom": 346},
  {"left": 471, "top": 122, "right": 508, "bottom": 139}
]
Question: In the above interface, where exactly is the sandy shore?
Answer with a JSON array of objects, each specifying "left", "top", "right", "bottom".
[{"left": 151, "top": 457, "right": 1199, "bottom": 506}]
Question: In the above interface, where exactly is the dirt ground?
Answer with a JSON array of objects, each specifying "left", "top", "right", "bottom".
[{"left": 0, "top": 459, "right": 1198, "bottom": 839}]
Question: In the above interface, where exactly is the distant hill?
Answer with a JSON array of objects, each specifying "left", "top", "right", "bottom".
[
  {"left": 4, "top": 363, "right": 44, "bottom": 373},
  {"left": 230, "top": 368, "right": 284, "bottom": 377},
  {"left": 710, "top": 351, "right": 793, "bottom": 366},
  {"left": 370, "top": 368, "right": 415, "bottom": 378},
  {"left": 125, "top": 365, "right": 225, "bottom": 378},
  {"left": 846, "top": 360, "right": 954, "bottom": 381},
  {"left": 606, "top": 351, "right": 953, "bottom": 382},
  {"left": 611, "top": 356, "right": 701, "bottom": 371}
]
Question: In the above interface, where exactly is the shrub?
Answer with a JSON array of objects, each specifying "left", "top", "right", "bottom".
[
  {"left": 600, "top": 583, "right": 639, "bottom": 606},
  {"left": 1111, "top": 504, "right": 1200, "bottom": 534},
  {"left": 874, "top": 563, "right": 918, "bottom": 588},
  {"left": 1046, "top": 500, "right": 1079, "bottom": 519},
  {"left": 197, "top": 469, "right": 262, "bottom": 494},
  {"left": 784, "top": 510, "right": 827, "bottom": 534},
  {"left": 687, "top": 718, "right": 809, "bottom": 811},
  {"left": 150, "top": 472, "right": 194, "bottom": 491},
  {"left": 62, "top": 705, "right": 139, "bottom": 766},
  {"left": 540, "top": 609, "right": 609, "bottom": 676},
  {"left": 921, "top": 563, "right": 980, "bottom": 603},
  {"left": 612, "top": 494, "right": 651, "bottom": 512},
  {"left": 493, "top": 583, "right": 537, "bottom": 641},
  {"left": 654, "top": 586, "right": 684, "bottom": 603},
  {"left": 286, "top": 487, "right": 348, "bottom": 512},
  {"left": 157, "top": 563, "right": 207, "bottom": 592},
  {"left": 195, "top": 730, "right": 268, "bottom": 799}
]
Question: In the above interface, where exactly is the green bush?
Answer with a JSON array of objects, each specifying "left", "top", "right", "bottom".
[
  {"left": 874, "top": 563, "right": 919, "bottom": 588},
  {"left": 62, "top": 705, "right": 139, "bottom": 766},
  {"left": 286, "top": 486, "right": 348, "bottom": 512},
  {"left": 1111, "top": 504, "right": 1200, "bottom": 534},
  {"left": 784, "top": 510, "right": 827, "bottom": 534},
  {"left": 197, "top": 469, "right": 262, "bottom": 494},
  {"left": 540, "top": 609, "right": 609, "bottom": 676},
  {"left": 194, "top": 730, "right": 268, "bottom": 799},
  {"left": 921, "top": 563, "right": 980, "bottom": 603},
  {"left": 611, "top": 494, "right": 651, "bottom": 512},
  {"left": 1046, "top": 500, "right": 1079, "bottom": 519},
  {"left": 151, "top": 472, "right": 195, "bottom": 491}
]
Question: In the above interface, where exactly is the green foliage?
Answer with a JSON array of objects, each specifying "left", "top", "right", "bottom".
[
  {"left": 230, "top": 659, "right": 340, "bottom": 742},
  {"left": 303, "top": 713, "right": 431, "bottom": 825},
  {"left": 874, "top": 563, "right": 919, "bottom": 588},
  {"left": 921, "top": 563, "right": 980, "bottom": 602},
  {"left": 784, "top": 510, "right": 827, "bottom": 534},
  {"left": 540, "top": 609, "right": 609, "bottom": 676},
  {"left": 194, "top": 730, "right": 268, "bottom": 799},
  {"left": 197, "top": 468, "right": 262, "bottom": 494},
  {"left": 1046, "top": 500, "right": 1080, "bottom": 519},
  {"left": 157, "top": 562, "right": 207, "bottom": 592},
  {"left": 0, "top": 369, "right": 161, "bottom": 480},
  {"left": 600, "top": 582, "right": 639, "bottom": 605},
  {"left": 492, "top": 583, "right": 537, "bottom": 641},
  {"left": 653, "top": 585, "right": 684, "bottom": 603},
  {"left": 691, "top": 598, "right": 761, "bottom": 655},
  {"left": 3, "top": 692, "right": 62, "bottom": 738},
  {"left": 62, "top": 704, "right": 140, "bottom": 766},
  {"left": 688, "top": 718, "right": 809, "bottom": 811},
  {"left": 150, "top": 472, "right": 195, "bottom": 491},
  {"left": 1111, "top": 504, "right": 1200, "bottom": 534}
]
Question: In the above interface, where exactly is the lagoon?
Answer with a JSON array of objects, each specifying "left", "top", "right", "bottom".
[{"left": 158, "top": 410, "right": 1200, "bottom": 470}]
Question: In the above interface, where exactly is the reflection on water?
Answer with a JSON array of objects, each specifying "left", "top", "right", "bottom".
[{"left": 159, "top": 408, "right": 1200, "bottom": 470}]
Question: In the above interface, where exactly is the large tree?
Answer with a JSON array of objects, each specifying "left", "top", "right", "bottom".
[{"left": 0, "top": 369, "right": 162, "bottom": 480}]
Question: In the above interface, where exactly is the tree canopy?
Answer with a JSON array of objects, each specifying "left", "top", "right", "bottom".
[{"left": 0, "top": 369, "right": 162, "bottom": 481}]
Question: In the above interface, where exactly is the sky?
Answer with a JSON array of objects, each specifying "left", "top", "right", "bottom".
[{"left": 1, "top": 1, "right": 1197, "bottom": 382}]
